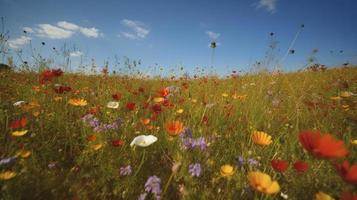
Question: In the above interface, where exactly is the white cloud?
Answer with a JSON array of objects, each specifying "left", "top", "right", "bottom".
[
  {"left": 25, "top": 21, "right": 101, "bottom": 39},
  {"left": 36, "top": 24, "right": 74, "bottom": 39},
  {"left": 8, "top": 36, "right": 31, "bottom": 49},
  {"left": 120, "top": 19, "right": 150, "bottom": 40},
  {"left": 57, "top": 21, "right": 100, "bottom": 38},
  {"left": 79, "top": 27, "right": 99, "bottom": 38},
  {"left": 206, "top": 31, "right": 220, "bottom": 40},
  {"left": 23, "top": 27, "right": 34, "bottom": 33},
  {"left": 70, "top": 50, "right": 83, "bottom": 57},
  {"left": 256, "top": 0, "right": 278, "bottom": 13},
  {"left": 57, "top": 21, "right": 80, "bottom": 30}
]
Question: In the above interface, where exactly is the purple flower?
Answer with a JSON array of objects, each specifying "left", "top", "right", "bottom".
[
  {"left": 188, "top": 163, "right": 202, "bottom": 177},
  {"left": 119, "top": 165, "right": 132, "bottom": 176},
  {"left": 236, "top": 156, "right": 245, "bottom": 167},
  {"left": 0, "top": 156, "right": 16, "bottom": 166},
  {"left": 247, "top": 158, "right": 259, "bottom": 167},
  {"left": 191, "top": 137, "right": 207, "bottom": 150},
  {"left": 144, "top": 176, "right": 161, "bottom": 199}
]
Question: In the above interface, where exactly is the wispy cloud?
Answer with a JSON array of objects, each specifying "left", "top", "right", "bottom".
[
  {"left": 22, "top": 21, "right": 101, "bottom": 39},
  {"left": 256, "top": 0, "right": 278, "bottom": 13},
  {"left": 36, "top": 24, "right": 74, "bottom": 39},
  {"left": 119, "top": 19, "right": 150, "bottom": 40},
  {"left": 57, "top": 21, "right": 100, "bottom": 38},
  {"left": 206, "top": 31, "right": 220, "bottom": 40},
  {"left": 70, "top": 50, "right": 83, "bottom": 57},
  {"left": 8, "top": 36, "right": 31, "bottom": 48}
]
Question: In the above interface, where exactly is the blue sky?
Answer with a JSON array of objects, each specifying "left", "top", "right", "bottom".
[{"left": 1, "top": 0, "right": 357, "bottom": 75}]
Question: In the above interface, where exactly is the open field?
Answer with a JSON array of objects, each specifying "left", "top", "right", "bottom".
[{"left": 0, "top": 67, "right": 356, "bottom": 199}]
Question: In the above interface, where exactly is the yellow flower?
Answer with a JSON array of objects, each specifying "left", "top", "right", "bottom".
[
  {"left": 53, "top": 96, "right": 63, "bottom": 101},
  {"left": 68, "top": 98, "right": 87, "bottom": 106},
  {"left": 16, "top": 149, "right": 31, "bottom": 158},
  {"left": 191, "top": 99, "right": 197, "bottom": 103},
  {"left": 153, "top": 97, "right": 165, "bottom": 103},
  {"left": 232, "top": 94, "right": 247, "bottom": 100},
  {"left": 33, "top": 111, "right": 40, "bottom": 117},
  {"left": 340, "top": 91, "right": 353, "bottom": 98},
  {"left": 248, "top": 171, "right": 280, "bottom": 195},
  {"left": 315, "top": 191, "right": 335, "bottom": 200},
  {"left": 176, "top": 109, "right": 184, "bottom": 114},
  {"left": 92, "top": 143, "right": 103, "bottom": 151},
  {"left": 0, "top": 171, "right": 16, "bottom": 180},
  {"left": 252, "top": 131, "right": 272, "bottom": 145},
  {"left": 330, "top": 96, "right": 341, "bottom": 101},
  {"left": 11, "top": 130, "right": 28, "bottom": 137},
  {"left": 351, "top": 139, "right": 357, "bottom": 145},
  {"left": 220, "top": 164, "right": 234, "bottom": 177},
  {"left": 222, "top": 93, "right": 229, "bottom": 98}
]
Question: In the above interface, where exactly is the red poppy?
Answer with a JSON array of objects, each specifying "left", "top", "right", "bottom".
[
  {"left": 158, "top": 88, "right": 169, "bottom": 97},
  {"left": 54, "top": 85, "right": 72, "bottom": 94},
  {"left": 151, "top": 104, "right": 162, "bottom": 114},
  {"left": 202, "top": 116, "right": 208, "bottom": 125},
  {"left": 112, "top": 139, "right": 124, "bottom": 147},
  {"left": 341, "top": 191, "right": 357, "bottom": 200},
  {"left": 293, "top": 160, "right": 309, "bottom": 172},
  {"left": 298, "top": 130, "right": 348, "bottom": 159},
  {"left": 335, "top": 160, "right": 357, "bottom": 185},
  {"left": 271, "top": 159, "right": 289, "bottom": 172},
  {"left": 39, "top": 68, "right": 63, "bottom": 84},
  {"left": 126, "top": 102, "right": 136, "bottom": 111},
  {"left": 87, "top": 134, "right": 97, "bottom": 142},
  {"left": 162, "top": 99, "right": 173, "bottom": 108},
  {"left": 112, "top": 93, "right": 122, "bottom": 100},
  {"left": 9, "top": 117, "right": 27, "bottom": 129},
  {"left": 138, "top": 87, "right": 145, "bottom": 93}
]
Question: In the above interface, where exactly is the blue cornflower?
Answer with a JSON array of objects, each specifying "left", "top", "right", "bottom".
[
  {"left": 119, "top": 165, "right": 132, "bottom": 176},
  {"left": 188, "top": 163, "right": 202, "bottom": 177},
  {"left": 144, "top": 175, "right": 161, "bottom": 199}
]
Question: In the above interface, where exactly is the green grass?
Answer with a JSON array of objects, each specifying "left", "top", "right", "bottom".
[{"left": 0, "top": 67, "right": 356, "bottom": 199}]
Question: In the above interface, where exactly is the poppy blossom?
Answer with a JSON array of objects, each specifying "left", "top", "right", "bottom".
[
  {"left": 54, "top": 85, "right": 72, "bottom": 94},
  {"left": 11, "top": 130, "right": 28, "bottom": 137},
  {"left": 220, "top": 164, "right": 234, "bottom": 177},
  {"left": 271, "top": 159, "right": 289, "bottom": 172},
  {"left": 340, "top": 191, "right": 357, "bottom": 200},
  {"left": 252, "top": 131, "right": 272, "bottom": 146},
  {"left": 293, "top": 160, "right": 309, "bottom": 172},
  {"left": 315, "top": 191, "right": 334, "bottom": 200},
  {"left": 165, "top": 121, "right": 184, "bottom": 137},
  {"left": 9, "top": 117, "right": 27, "bottom": 129},
  {"left": 248, "top": 171, "right": 280, "bottom": 195},
  {"left": 130, "top": 135, "right": 157, "bottom": 147},
  {"left": 126, "top": 102, "right": 136, "bottom": 111},
  {"left": 87, "top": 134, "right": 97, "bottom": 142},
  {"left": 0, "top": 171, "right": 16, "bottom": 180},
  {"left": 158, "top": 88, "right": 169, "bottom": 97},
  {"left": 298, "top": 131, "right": 348, "bottom": 159},
  {"left": 335, "top": 160, "right": 357, "bottom": 185},
  {"left": 112, "top": 93, "right": 122, "bottom": 100},
  {"left": 112, "top": 139, "right": 124, "bottom": 147},
  {"left": 151, "top": 104, "right": 162, "bottom": 114},
  {"left": 68, "top": 98, "right": 87, "bottom": 106}
]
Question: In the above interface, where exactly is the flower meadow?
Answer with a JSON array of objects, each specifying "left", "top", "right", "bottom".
[{"left": 0, "top": 67, "right": 357, "bottom": 200}]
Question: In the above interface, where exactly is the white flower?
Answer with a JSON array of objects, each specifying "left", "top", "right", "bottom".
[
  {"left": 280, "top": 192, "right": 288, "bottom": 199},
  {"left": 130, "top": 135, "right": 157, "bottom": 147},
  {"left": 13, "top": 101, "right": 25, "bottom": 107},
  {"left": 107, "top": 101, "right": 119, "bottom": 109}
]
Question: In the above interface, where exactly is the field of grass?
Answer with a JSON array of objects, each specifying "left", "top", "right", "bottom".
[{"left": 0, "top": 67, "right": 356, "bottom": 199}]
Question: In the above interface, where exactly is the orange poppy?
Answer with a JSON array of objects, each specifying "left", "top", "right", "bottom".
[
  {"left": 335, "top": 160, "right": 357, "bottom": 185},
  {"left": 299, "top": 131, "right": 348, "bottom": 159},
  {"left": 165, "top": 121, "right": 184, "bottom": 136}
]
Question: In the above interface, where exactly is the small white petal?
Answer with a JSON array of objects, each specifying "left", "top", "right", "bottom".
[
  {"left": 130, "top": 135, "right": 157, "bottom": 147},
  {"left": 13, "top": 101, "right": 25, "bottom": 106}
]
